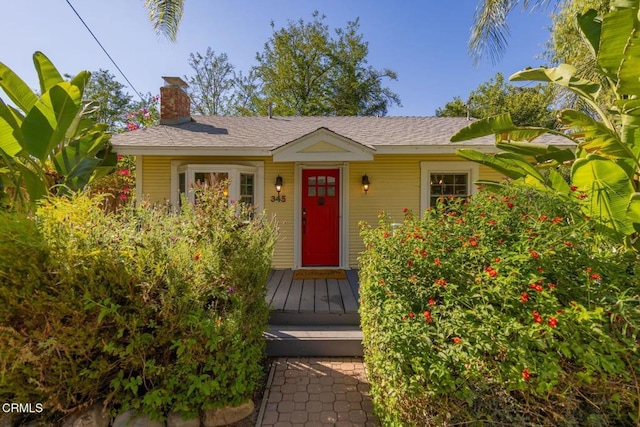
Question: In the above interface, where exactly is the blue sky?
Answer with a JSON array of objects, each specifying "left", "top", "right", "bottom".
[{"left": 1, "top": 1, "right": 556, "bottom": 116}]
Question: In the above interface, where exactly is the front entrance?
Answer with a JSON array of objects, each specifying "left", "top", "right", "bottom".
[{"left": 301, "top": 169, "right": 340, "bottom": 266}]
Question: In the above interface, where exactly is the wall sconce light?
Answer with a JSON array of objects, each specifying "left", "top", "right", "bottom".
[
  {"left": 362, "top": 174, "right": 370, "bottom": 194},
  {"left": 271, "top": 175, "right": 286, "bottom": 202}
]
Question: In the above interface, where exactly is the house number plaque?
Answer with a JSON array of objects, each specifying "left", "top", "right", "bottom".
[{"left": 271, "top": 195, "right": 286, "bottom": 202}]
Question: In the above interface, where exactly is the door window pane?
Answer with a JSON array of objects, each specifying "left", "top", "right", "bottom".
[
  {"left": 318, "top": 176, "right": 326, "bottom": 185},
  {"left": 308, "top": 186, "right": 316, "bottom": 197},
  {"left": 328, "top": 186, "right": 335, "bottom": 197}
]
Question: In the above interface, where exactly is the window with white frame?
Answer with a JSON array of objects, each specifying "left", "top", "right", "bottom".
[
  {"left": 172, "top": 163, "right": 264, "bottom": 210},
  {"left": 420, "top": 161, "right": 479, "bottom": 213}
]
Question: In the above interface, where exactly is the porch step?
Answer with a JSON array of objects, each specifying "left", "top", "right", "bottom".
[
  {"left": 265, "top": 325, "right": 363, "bottom": 357},
  {"left": 269, "top": 311, "right": 360, "bottom": 326}
]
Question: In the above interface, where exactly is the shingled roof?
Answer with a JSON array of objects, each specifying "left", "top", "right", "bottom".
[{"left": 111, "top": 115, "right": 570, "bottom": 154}]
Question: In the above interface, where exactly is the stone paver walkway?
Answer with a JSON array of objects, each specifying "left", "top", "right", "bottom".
[{"left": 257, "top": 357, "right": 378, "bottom": 427}]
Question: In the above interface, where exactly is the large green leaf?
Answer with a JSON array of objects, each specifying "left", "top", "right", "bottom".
[
  {"left": 53, "top": 129, "right": 112, "bottom": 191},
  {"left": 510, "top": 64, "right": 601, "bottom": 102},
  {"left": 577, "top": 9, "right": 602, "bottom": 59},
  {"left": 450, "top": 114, "right": 566, "bottom": 144},
  {"left": 495, "top": 141, "right": 575, "bottom": 165},
  {"left": 0, "top": 98, "right": 23, "bottom": 157},
  {"left": 15, "top": 162, "right": 47, "bottom": 204},
  {"left": 626, "top": 192, "right": 640, "bottom": 224},
  {"left": 572, "top": 155, "right": 636, "bottom": 237},
  {"left": 559, "top": 110, "right": 635, "bottom": 162},
  {"left": 597, "top": 7, "right": 639, "bottom": 91},
  {"left": 0, "top": 62, "right": 38, "bottom": 113},
  {"left": 456, "top": 149, "right": 529, "bottom": 181},
  {"left": 21, "top": 83, "right": 82, "bottom": 161},
  {"left": 32, "top": 51, "right": 64, "bottom": 94},
  {"left": 548, "top": 169, "right": 571, "bottom": 194}
]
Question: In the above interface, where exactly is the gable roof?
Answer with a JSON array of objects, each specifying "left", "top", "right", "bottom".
[{"left": 111, "top": 116, "right": 571, "bottom": 155}]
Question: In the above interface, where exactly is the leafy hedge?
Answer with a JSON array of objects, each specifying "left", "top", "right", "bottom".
[
  {"left": 0, "top": 188, "right": 276, "bottom": 422},
  {"left": 359, "top": 186, "right": 640, "bottom": 426}
]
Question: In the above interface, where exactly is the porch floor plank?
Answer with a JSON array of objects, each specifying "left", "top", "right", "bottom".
[
  {"left": 270, "top": 269, "right": 294, "bottom": 311},
  {"left": 314, "top": 279, "right": 330, "bottom": 313},
  {"left": 265, "top": 269, "right": 285, "bottom": 306},
  {"left": 338, "top": 278, "right": 359, "bottom": 313},
  {"left": 299, "top": 279, "right": 316, "bottom": 313},
  {"left": 326, "top": 279, "right": 345, "bottom": 313},
  {"left": 284, "top": 279, "right": 303, "bottom": 313}
]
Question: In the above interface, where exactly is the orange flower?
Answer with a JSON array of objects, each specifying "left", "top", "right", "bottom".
[
  {"left": 194, "top": 253, "right": 201, "bottom": 261},
  {"left": 548, "top": 317, "right": 558, "bottom": 328},
  {"left": 521, "top": 368, "right": 531, "bottom": 381},
  {"left": 434, "top": 257, "right": 441, "bottom": 267},
  {"left": 423, "top": 311, "right": 433, "bottom": 323},
  {"left": 452, "top": 336, "right": 461, "bottom": 344}
]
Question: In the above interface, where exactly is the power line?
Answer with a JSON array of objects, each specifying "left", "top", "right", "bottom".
[{"left": 64, "top": 0, "right": 144, "bottom": 101}]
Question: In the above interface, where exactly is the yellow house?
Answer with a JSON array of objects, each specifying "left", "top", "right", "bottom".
[{"left": 111, "top": 77, "right": 561, "bottom": 271}]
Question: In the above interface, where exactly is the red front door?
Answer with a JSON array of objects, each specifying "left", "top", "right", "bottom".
[{"left": 302, "top": 169, "right": 340, "bottom": 266}]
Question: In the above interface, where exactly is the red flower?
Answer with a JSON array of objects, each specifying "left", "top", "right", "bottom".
[
  {"left": 378, "top": 280, "right": 386, "bottom": 286},
  {"left": 522, "top": 368, "right": 531, "bottom": 381},
  {"left": 408, "top": 311, "right": 415, "bottom": 320},
  {"left": 529, "top": 283, "right": 544, "bottom": 292},
  {"left": 435, "top": 278, "right": 447, "bottom": 287},
  {"left": 421, "top": 250, "right": 428, "bottom": 258},
  {"left": 507, "top": 202, "right": 515, "bottom": 209},
  {"left": 423, "top": 311, "right": 433, "bottom": 323},
  {"left": 536, "top": 267, "right": 544, "bottom": 273},
  {"left": 407, "top": 260, "right": 414, "bottom": 267},
  {"left": 403, "top": 207, "right": 409, "bottom": 213},
  {"left": 532, "top": 310, "right": 543, "bottom": 324},
  {"left": 552, "top": 216, "right": 564, "bottom": 224},
  {"left": 548, "top": 317, "right": 558, "bottom": 328},
  {"left": 383, "top": 231, "right": 390, "bottom": 238},
  {"left": 194, "top": 253, "right": 201, "bottom": 261},
  {"left": 117, "top": 154, "right": 124, "bottom": 161},
  {"left": 570, "top": 185, "right": 578, "bottom": 192},
  {"left": 564, "top": 241, "right": 574, "bottom": 247},
  {"left": 520, "top": 292, "right": 530, "bottom": 303},
  {"left": 485, "top": 267, "right": 498, "bottom": 277},
  {"left": 590, "top": 273, "right": 601, "bottom": 280},
  {"left": 453, "top": 337, "right": 461, "bottom": 344},
  {"left": 529, "top": 250, "right": 540, "bottom": 259},
  {"left": 548, "top": 283, "right": 557, "bottom": 289},
  {"left": 118, "top": 168, "right": 130, "bottom": 176},
  {"left": 494, "top": 257, "right": 501, "bottom": 263},
  {"left": 488, "top": 219, "right": 498, "bottom": 225},
  {"left": 469, "top": 238, "right": 478, "bottom": 247},
  {"left": 538, "top": 215, "right": 548, "bottom": 222},
  {"left": 434, "top": 258, "right": 441, "bottom": 267},
  {"left": 119, "top": 193, "right": 127, "bottom": 200},
  {"left": 428, "top": 298, "right": 436, "bottom": 306}
]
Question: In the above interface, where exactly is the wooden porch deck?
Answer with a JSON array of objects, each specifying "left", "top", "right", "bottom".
[{"left": 265, "top": 269, "right": 361, "bottom": 325}]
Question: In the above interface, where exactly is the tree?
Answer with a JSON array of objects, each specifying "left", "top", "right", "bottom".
[
  {"left": 470, "top": 0, "right": 558, "bottom": 64},
  {"left": 255, "top": 12, "right": 400, "bottom": 116},
  {"left": 83, "top": 69, "right": 133, "bottom": 132},
  {"left": 184, "top": 48, "right": 237, "bottom": 116},
  {"left": 143, "top": 0, "right": 184, "bottom": 41},
  {"left": 0, "top": 52, "right": 115, "bottom": 211},
  {"left": 436, "top": 73, "right": 557, "bottom": 128},
  {"left": 452, "top": 0, "right": 640, "bottom": 247},
  {"left": 545, "top": 0, "right": 613, "bottom": 113}
]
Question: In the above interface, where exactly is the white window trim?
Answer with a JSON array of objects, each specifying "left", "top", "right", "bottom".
[
  {"left": 170, "top": 161, "right": 264, "bottom": 211},
  {"left": 420, "top": 161, "right": 479, "bottom": 215}
]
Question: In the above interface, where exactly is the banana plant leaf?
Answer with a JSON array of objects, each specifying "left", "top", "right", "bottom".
[
  {"left": 495, "top": 141, "right": 575, "bottom": 165},
  {"left": 510, "top": 64, "right": 601, "bottom": 104},
  {"left": 572, "top": 155, "right": 637, "bottom": 237},
  {"left": 21, "top": 83, "right": 82, "bottom": 161},
  {"left": 0, "top": 61, "right": 38, "bottom": 113},
  {"left": 577, "top": 9, "right": 602, "bottom": 58},
  {"left": 33, "top": 51, "right": 64, "bottom": 94},
  {"left": 598, "top": 7, "right": 640, "bottom": 94},
  {"left": 450, "top": 113, "right": 569, "bottom": 144},
  {"left": 0, "top": 99, "right": 23, "bottom": 157},
  {"left": 559, "top": 110, "right": 635, "bottom": 162}
]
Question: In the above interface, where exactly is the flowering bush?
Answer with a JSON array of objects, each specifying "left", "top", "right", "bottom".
[
  {"left": 0, "top": 186, "right": 276, "bottom": 422},
  {"left": 359, "top": 186, "right": 640, "bottom": 426}
]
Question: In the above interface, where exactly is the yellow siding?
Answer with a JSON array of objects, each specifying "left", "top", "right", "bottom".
[
  {"left": 140, "top": 155, "right": 294, "bottom": 268},
  {"left": 140, "top": 154, "right": 509, "bottom": 269},
  {"left": 347, "top": 155, "right": 506, "bottom": 267}
]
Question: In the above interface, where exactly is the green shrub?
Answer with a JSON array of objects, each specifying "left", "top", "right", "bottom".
[
  {"left": 0, "top": 187, "right": 276, "bottom": 422},
  {"left": 359, "top": 186, "right": 640, "bottom": 426}
]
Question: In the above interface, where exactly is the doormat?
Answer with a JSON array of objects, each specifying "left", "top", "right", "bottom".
[{"left": 293, "top": 269, "right": 347, "bottom": 280}]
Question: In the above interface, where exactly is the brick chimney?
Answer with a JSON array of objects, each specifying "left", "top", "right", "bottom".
[{"left": 160, "top": 76, "right": 191, "bottom": 125}]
